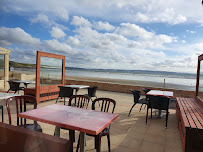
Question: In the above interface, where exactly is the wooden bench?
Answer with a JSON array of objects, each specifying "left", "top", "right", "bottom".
[
  {"left": 176, "top": 97, "right": 203, "bottom": 152},
  {"left": 0, "top": 123, "right": 71, "bottom": 152}
]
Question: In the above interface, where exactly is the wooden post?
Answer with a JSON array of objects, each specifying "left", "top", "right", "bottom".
[{"left": 4, "top": 53, "right": 9, "bottom": 90}]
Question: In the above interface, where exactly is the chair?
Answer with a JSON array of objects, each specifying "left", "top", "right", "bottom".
[
  {"left": 6, "top": 95, "right": 42, "bottom": 132},
  {"left": 146, "top": 95, "right": 170, "bottom": 128},
  {"left": 76, "top": 98, "right": 116, "bottom": 152},
  {"left": 85, "top": 86, "right": 98, "bottom": 100},
  {"left": 56, "top": 86, "right": 74, "bottom": 105},
  {"left": 7, "top": 80, "right": 24, "bottom": 94},
  {"left": 60, "top": 95, "right": 91, "bottom": 142},
  {"left": 85, "top": 86, "right": 100, "bottom": 106},
  {"left": 128, "top": 89, "right": 149, "bottom": 116},
  {"left": 142, "top": 88, "right": 151, "bottom": 98},
  {"left": 0, "top": 105, "right": 3, "bottom": 122},
  {"left": 139, "top": 88, "right": 151, "bottom": 111}
]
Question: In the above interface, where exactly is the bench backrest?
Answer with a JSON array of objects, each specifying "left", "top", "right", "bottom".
[{"left": 0, "top": 123, "right": 71, "bottom": 152}]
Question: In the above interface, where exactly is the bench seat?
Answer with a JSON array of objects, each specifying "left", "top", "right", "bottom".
[
  {"left": 176, "top": 97, "right": 203, "bottom": 152},
  {"left": 0, "top": 123, "right": 71, "bottom": 152}
]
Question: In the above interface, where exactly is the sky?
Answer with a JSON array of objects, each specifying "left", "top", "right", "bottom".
[{"left": 0, "top": 0, "right": 203, "bottom": 73}]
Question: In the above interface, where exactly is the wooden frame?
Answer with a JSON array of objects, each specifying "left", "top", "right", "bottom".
[
  {"left": 195, "top": 54, "right": 203, "bottom": 104},
  {"left": 25, "top": 51, "right": 65, "bottom": 104}
]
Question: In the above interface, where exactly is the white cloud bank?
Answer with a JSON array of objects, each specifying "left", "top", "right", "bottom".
[
  {"left": 1, "top": 0, "right": 203, "bottom": 73},
  {"left": 1, "top": 0, "right": 202, "bottom": 25},
  {"left": 0, "top": 27, "right": 41, "bottom": 46},
  {"left": 1, "top": 14, "right": 199, "bottom": 73},
  {"left": 49, "top": 27, "right": 66, "bottom": 39}
]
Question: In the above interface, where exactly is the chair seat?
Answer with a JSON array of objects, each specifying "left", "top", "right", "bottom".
[
  {"left": 138, "top": 98, "right": 149, "bottom": 104},
  {"left": 18, "top": 123, "right": 42, "bottom": 132},
  {"left": 19, "top": 87, "right": 24, "bottom": 90},
  {"left": 87, "top": 127, "right": 109, "bottom": 137}
]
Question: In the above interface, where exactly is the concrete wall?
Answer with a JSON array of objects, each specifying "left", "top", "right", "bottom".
[
  {"left": 10, "top": 73, "right": 35, "bottom": 81},
  {"left": 0, "top": 80, "right": 4, "bottom": 89},
  {"left": 66, "top": 79, "right": 196, "bottom": 98}
]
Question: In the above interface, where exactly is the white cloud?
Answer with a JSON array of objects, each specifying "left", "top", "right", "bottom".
[
  {"left": 49, "top": 27, "right": 66, "bottom": 39},
  {"left": 53, "top": 7, "right": 69, "bottom": 21},
  {"left": 44, "top": 39, "right": 73, "bottom": 54},
  {"left": 71, "top": 16, "right": 91, "bottom": 27},
  {"left": 115, "top": 23, "right": 175, "bottom": 49},
  {"left": 67, "top": 36, "right": 80, "bottom": 46},
  {"left": 134, "top": 12, "right": 149, "bottom": 22},
  {"left": 182, "top": 40, "right": 186, "bottom": 43},
  {"left": 134, "top": 8, "right": 187, "bottom": 25},
  {"left": 93, "top": 21, "right": 115, "bottom": 31},
  {"left": 116, "top": 23, "right": 154, "bottom": 40},
  {"left": 186, "top": 30, "right": 196, "bottom": 34},
  {"left": 2, "top": 0, "right": 203, "bottom": 25},
  {"left": 0, "top": 27, "right": 40, "bottom": 46},
  {"left": 30, "top": 14, "right": 50, "bottom": 24}
]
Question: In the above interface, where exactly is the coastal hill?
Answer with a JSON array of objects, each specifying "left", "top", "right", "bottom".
[{"left": 9, "top": 61, "right": 36, "bottom": 68}]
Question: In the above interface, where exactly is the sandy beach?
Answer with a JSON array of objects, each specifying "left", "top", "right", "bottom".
[{"left": 66, "top": 76, "right": 195, "bottom": 91}]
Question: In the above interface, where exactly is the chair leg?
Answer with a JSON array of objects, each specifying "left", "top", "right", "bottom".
[
  {"left": 128, "top": 103, "right": 136, "bottom": 116},
  {"left": 76, "top": 134, "right": 80, "bottom": 152},
  {"left": 146, "top": 107, "right": 148, "bottom": 124},
  {"left": 55, "top": 97, "right": 59, "bottom": 104},
  {"left": 76, "top": 133, "right": 86, "bottom": 152},
  {"left": 165, "top": 111, "right": 169, "bottom": 128},
  {"left": 107, "top": 134, "right": 111, "bottom": 152},
  {"left": 139, "top": 104, "right": 144, "bottom": 112},
  {"left": 64, "top": 97, "right": 66, "bottom": 105},
  {"left": 1, "top": 106, "right": 3, "bottom": 122},
  {"left": 69, "top": 129, "right": 75, "bottom": 142},
  {"left": 151, "top": 108, "right": 152, "bottom": 119},
  {"left": 96, "top": 96, "right": 100, "bottom": 107}
]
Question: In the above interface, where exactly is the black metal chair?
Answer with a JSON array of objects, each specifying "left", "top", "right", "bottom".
[
  {"left": 128, "top": 89, "right": 149, "bottom": 116},
  {"left": 139, "top": 88, "right": 151, "bottom": 111},
  {"left": 0, "top": 105, "right": 3, "bottom": 122},
  {"left": 56, "top": 86, "right": 74, "bottom": 105},
  {"left": 76, "top": 98, "right": 116, "bottom": 152},
  {"left": 6, "top": 95, "right": 42, "bottom": 132},
  {"left": 85, "top": 86, "right": 100, "bottom": 106},
  {"left": 60, "top": 95, "right": 91, "bottom": 142},
  {"left": 85, "top": 86, "right": 98, "bottom": 100},
  {"left": 7, "top": 80, "right": 24, "bottom": 94},
  {"left": 146, "top": 95, "right": 170, "bottom": 128}
]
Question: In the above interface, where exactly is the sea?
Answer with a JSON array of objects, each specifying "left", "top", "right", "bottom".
[{"left": 13, "top": 67, "right": 197, "bottom": 91}]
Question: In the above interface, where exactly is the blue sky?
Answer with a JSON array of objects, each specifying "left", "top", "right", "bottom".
[{"left": 0, "top": 0, "right": 203, "bottom": 73}]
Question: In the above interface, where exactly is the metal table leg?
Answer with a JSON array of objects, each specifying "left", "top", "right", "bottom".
[
  {"left": 0, "top": 105, "right": 3, "bottom": 122},
  {"left": 80, "top": 132, "right": 86, "bottom": 152},
  {"left": 54, "top": 126, "right": 60, "bottom": 137}
]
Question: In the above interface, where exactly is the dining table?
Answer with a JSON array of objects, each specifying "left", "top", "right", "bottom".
[
  {"left": 63, "top": 85, "right": 89, "bottom": 95},
  {"left": 12, "top": 80, "right": 35, "bottom": 88},
  {"left": 0, "top": 92, "right": 20, "bottom": 100},
  {"left": 18, "top": 104, "right": 118, "bottom": 152},
  {"left": 146, "top": 90, "right": 173, "bottom": 117},
  {"left": 146, "top": 90, "right": 173, "bottom": 98},
  {"left": 0, "top": 92, "right": 20, "bottom": 122}
]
